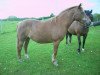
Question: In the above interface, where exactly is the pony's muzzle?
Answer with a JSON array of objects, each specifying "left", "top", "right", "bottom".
[
  {"left": 86, "top": 21, "right": 91, "bottom": 26},
  {"left": 82, "top": 19, "right": 91, "bottom": 27}
]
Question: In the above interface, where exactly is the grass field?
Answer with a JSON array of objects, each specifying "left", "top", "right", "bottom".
[{"left": 0, "top": 21, "right": 100, "bottom": 75}]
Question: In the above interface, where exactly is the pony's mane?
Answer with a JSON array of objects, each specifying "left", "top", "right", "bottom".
[{"left": 60, "top": 6, "right": 78, "bottom": 14}]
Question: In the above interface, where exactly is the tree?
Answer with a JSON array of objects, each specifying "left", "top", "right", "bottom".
[
  {"left": 93, "top": 13, "right": 100, "bottom": 21},
  {"left": 50, "top": 13, "right": 55, "bottom": 17},
  {"left": 7, "top": 16, "right": 19, "bottom": 21}
]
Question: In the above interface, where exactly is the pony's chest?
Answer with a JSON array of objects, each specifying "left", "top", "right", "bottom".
[
  {"left": 78, "top": 27, "right": 89, "bottom": 35},
  {"left": 51, "top": 26, "right": 66, "bottom": 40}
]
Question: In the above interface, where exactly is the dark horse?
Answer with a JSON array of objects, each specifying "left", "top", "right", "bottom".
[
  {"left": 17, "top": 4, "right": 91, "bottom": 66},
  {"left": 66, "top": 10, "right": 93, "bottom": 53}
]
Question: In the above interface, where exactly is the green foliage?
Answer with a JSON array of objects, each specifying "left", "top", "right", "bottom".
[
  {"left": 2, "top": 16, "right": 36, "bottom": 21},
  {"left": 7, "top": 16, "right": 18, "bottom": 21},
  {"left": 2, "top": 13, "right": 55, "bottom": 21},
  {"left": 93, "top": 13, "right": 100, "bottom": 21},
  {"left": 50, "top": 13, "right": 55, "bottom": 17},
  {"left": 37, "top": 13, "right": 55, "bottom": 20},
  {"left": 0, "top": 21, "right": 100, "bottom": 75}
]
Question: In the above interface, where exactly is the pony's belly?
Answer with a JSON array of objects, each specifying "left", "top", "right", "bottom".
[
  {"left": 29, "top": 33, "right": 52, "bottom": 43},
  {"left": 31, "top": 38, "right": 52, "bottom": 43}
]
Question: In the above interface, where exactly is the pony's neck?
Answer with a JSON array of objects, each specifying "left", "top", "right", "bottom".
[{"left": 57, "top": 8, "right": 75, "bottom": 29}]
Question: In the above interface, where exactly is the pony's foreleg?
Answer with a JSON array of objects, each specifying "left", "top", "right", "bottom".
[
  {"left": 66, "top": 32, "right": 69, "bottom": 45},
  {"left": 52, "top": 40, "right": 60, "bottom": 66},
  {"left": 17, "top": 39, "right": 24, "bottom": 62},
  {"left": 69, "top": 33, "right": 72, "bottom": 44},
  {"left": 82, "top": 34, "right": 87, "bottom": 51},
  {"left": 24, "top": 38, "right": 30, "bottom": 59},
  {"left": 77, "top": 35, "right": 81, "bottom": 53}
]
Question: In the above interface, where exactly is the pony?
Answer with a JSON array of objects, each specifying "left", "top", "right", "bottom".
[
  {"left": 17, "top": 4, "right": 91, "bottom": 66},
  {"left": 66, "top": 10, "right": 93, "bottom": 53}
]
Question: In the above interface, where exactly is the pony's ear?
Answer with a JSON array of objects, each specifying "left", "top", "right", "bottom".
[
  {"left": 90, "top": 10, "right": 92, "bottom": 13},
  {"left": 78, "top": 3, "right": 82, "bottom": 9}
]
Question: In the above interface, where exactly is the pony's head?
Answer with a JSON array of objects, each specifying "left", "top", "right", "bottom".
[
  {"left": 73, "top": 3, "right": 91, "bottom": 26},
  {"left": 85, "top": 10, "right": 93, "bottom": 21}
]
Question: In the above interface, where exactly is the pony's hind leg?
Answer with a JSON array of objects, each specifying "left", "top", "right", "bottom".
[
  {"left": 66, "top": 32, "right": 72, "bottom": 45},
  {"left": 17, "top": 38, "right": 24, "bottom": 62},
  {"left": 24, "top": 37, "right": 30, "bottom": 59}
]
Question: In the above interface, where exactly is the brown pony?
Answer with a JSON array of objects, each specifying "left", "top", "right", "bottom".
[
  {"left": 66, "top": 10, "right": 93, "bottom": 53},
  {"left": 17, "top": 4, "right": 91, "bottom": 66}
]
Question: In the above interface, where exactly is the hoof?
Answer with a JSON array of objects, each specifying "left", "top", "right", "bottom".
[
  {"left": 77, "top": 51, "right": 81, "bottom": 54},
  {"left": 18, "top": 59, "right": 23, "bottom": 63},
  {"left": 78, "top": 52, "right": 80, "bottom": 54},
  {"left": 82, "top": 48, "right": 85, "bottom": 52},
  {"left": 25, "top": 54, "right": 29, "bottom": 59},
  {"left": 52, "top": 60, "right": 58, "bottom": 66},
  {"left": 52, "top": 54, "right": 58, "bottom": 66}
]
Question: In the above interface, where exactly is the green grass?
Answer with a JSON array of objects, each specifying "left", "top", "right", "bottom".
[{"left": 0, "top": 21, "right": 100, "bottom": 75}]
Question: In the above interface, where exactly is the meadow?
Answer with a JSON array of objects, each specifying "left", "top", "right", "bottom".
[{"left": 0, "top": 21, "right": 100, "bottom": 75}]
